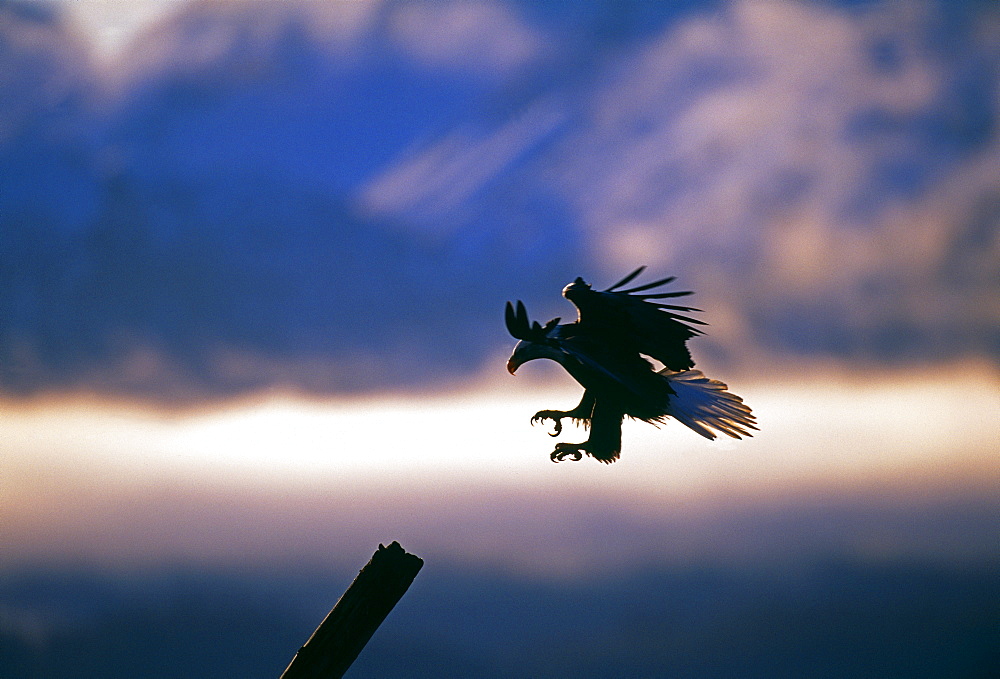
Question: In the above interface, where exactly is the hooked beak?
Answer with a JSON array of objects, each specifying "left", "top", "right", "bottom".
[{"left": 506, "top": 357, "right": 519, "bottom": 375}]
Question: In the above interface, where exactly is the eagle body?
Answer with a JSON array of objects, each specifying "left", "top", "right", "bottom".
[
  {"left": 505, "top": 268, "right": 756, "bottom": 463},
  {"left": 509, "top": 326, "right": 672, "bottom": 420}
]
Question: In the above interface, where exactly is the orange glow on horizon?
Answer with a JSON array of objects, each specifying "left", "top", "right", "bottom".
[{"left": 1, "top": 368, "right": 997, "bottom": 572}]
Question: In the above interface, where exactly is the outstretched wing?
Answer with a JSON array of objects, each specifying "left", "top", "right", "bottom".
[
  {"left": 564, "top": 266, "right": 705, "bottom": 371},
  {"left": 505, "top": 300, "right": 560, "bottom": 341}
]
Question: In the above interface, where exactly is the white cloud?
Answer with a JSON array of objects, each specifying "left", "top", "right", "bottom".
[
  {"left": 58, "top": 0, "right": 186, "bottom": 62},
  {"left": 358, "top": 96, "right": 567, "bottom": 229},
  {"left": 547, "top": 0, "right": 990, "bottom": 289},
  {"left": 387, "top": 0, "right": 547, "bottom": 78}
]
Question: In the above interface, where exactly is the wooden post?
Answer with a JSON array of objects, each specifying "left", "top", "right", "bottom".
[{"left": 280, "top": 541, "right": 424, "bottom": 679}]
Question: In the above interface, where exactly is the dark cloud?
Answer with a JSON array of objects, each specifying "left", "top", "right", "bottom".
[
  {"left": 0, "top": 0, "right": 586, "bottom": 401},
  {"left": 0, "top": 0, "right": 997, "bottom": 402},
  {"left": 4, "top": 559, "right": 998, "bottom": 678},
  {"left": 2, "top": 492, "right": 998, "bottom": 678}
]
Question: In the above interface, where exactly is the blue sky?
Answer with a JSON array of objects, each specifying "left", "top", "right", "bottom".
[{"left": 1, "top": 0, "right": 997, "bottom": 401}]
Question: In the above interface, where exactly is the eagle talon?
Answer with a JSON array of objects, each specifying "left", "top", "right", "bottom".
[
  {"left": 550, "top": 443, "right": 584, "bottom": 463},
  {"left": 531, "top": 410, "right": 564, "bottom": 437}
]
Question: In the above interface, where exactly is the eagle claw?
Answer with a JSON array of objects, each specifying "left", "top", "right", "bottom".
[
  {"left": 531, "top": 410, "right": 564, "bottom": 437},
  {"left": 550, "top": 443, "right": 584, "bottom": 463}
]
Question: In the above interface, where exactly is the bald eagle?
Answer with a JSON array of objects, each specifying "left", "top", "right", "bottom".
[{"left": 505, "top": 266, "right": 756, "bottom": 463}]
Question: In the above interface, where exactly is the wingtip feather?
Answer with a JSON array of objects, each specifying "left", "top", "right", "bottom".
[
  {"left": 606, "top": 265, "right": 647, "bottom": 291},
  {"left": 620, "top": 275, "right": 678, "bottom": 294}
]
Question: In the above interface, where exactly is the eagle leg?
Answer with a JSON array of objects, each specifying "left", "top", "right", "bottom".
[
  {"left": 549, "top": 400, "right": 622, "bottom": 464},
  {"left": 531, "top": 391, "right": 596, "bottom": 438},
  {"left": 550, "top": 442, "right": 585, "bottom": 463}
]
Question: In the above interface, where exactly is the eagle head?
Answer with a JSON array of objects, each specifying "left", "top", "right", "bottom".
[
  {"left": 506, "top": 339, "right": 564, "bottom": 374},
  {"left": 562, "top": 276, "right": 590, "bottom": 300}
]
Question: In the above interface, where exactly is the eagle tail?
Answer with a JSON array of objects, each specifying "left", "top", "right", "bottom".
[{"left": 662, "top": 370, "right": 757, "bottom": 440}]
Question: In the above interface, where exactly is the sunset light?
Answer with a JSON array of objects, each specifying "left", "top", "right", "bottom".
[{"left": 3, "top": 371, "right": 996, "bottom": 575}]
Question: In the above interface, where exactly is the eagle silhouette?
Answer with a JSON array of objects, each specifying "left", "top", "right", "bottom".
[{"left": 505, "top": 266, "right": 756, "bottom": 463}]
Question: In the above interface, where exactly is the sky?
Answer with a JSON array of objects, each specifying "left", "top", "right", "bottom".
[
  {"left": 2, "top": 0, "right": 997, "bottom": 404},
  {"left": 1, "top": 1, "right": 998, "bottom": 676},
  {"left": 57, "top": 0, "right": 184, "bottom": 60},
  {"left": 3, "top": 373, "right": 998, "bottom": 576}
]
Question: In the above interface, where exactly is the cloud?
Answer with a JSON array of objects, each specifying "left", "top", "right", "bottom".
[
  {"left": 387, "top": 0, "right": 548, "bottom": 78},
  {"left": 538, "top": 0, "right": 999, "bottom": 361},
  {"left": 357, "top": 96, "right": 569, "bottom": 228},
  {"left": 0, "top": 0, "right": 996, "bottom": 402},
  {"left": 3, "top": 498, "right": 998, "bottom": 677}
]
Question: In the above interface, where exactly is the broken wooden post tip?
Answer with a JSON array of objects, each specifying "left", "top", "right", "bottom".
[{"left": 280, "top": 542, "right": 423, "bottom": 679}]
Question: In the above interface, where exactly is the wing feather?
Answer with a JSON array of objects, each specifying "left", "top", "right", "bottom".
[
  {"left": 639, "top": 291, "right": 694, "bottom": 299},
  {"left": 617, "top": 276, "right": 677, "bottom": 294},
  {"left": 606, "top": 266, "right": 646, "bottom": 291},
  {"left": 565, "top": 269, "right": 704, "bottom": 371}
]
